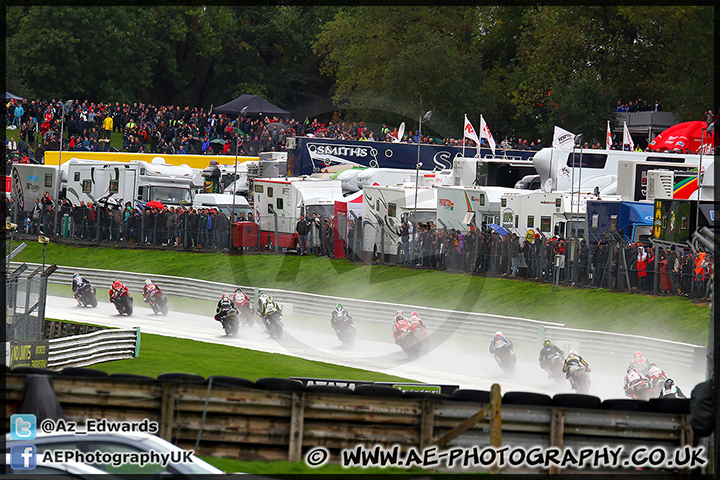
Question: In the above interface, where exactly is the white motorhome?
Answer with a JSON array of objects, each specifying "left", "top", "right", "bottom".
[
  {"left": 362, "top": 184, "right": 437, "bottom": 260},
  {"left": 436, "top": 186, "right": 519, "bottom": 232},
  {"left": 65, "top": 158, "right": 195, "bottom": 207},
  {"left": 192, "top": 193, "right": 253, "bottom": 220},
  {"left": 452, "top": 157, "right": 537, "bottom": 188},
  {"left": 500, "top": 190, "right": 622, "bottom": 240},
  {"left": 356, "top": 167, "right": 433, "bottom": 190},
  {"left": 253, "top": 177, "right": 343, "bottom": 249},
  {"left": 533, "top": 147, "right": 701, "bottom": 195}
]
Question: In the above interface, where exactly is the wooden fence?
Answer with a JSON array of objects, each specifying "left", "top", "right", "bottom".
[{"left": 3, "top": 373, "right": 693, "bottom": 473}]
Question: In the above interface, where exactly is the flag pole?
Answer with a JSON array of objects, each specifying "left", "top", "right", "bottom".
[
  {"left": 479, "top": 115, "right": 483, "bottom": 158},
  {"left": 462, "top": 114, "right": 466, "bottom": 158}
]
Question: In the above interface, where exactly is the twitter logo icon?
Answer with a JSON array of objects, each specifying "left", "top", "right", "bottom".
[{"left": 10, "top": 414, "right": 37, "bottom": 440}]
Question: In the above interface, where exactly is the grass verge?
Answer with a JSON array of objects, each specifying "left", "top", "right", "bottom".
[{"left": 87, "top": 330, "right": 413, "bottom": 383}]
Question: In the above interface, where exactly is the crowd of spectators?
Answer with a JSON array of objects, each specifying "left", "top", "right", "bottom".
[
  {"left": 616, "top": 98, "right": 662, "bottom": 113},
  {"left": 7, "top": 190, "right": 712, "bottom": 300},
  {"left": 7, "top": 96, "right": 713, "bottom": 165},
  {"left": 5, "top": 97, "right": 553, "bottom": 168},
  {"left": 343, "top": 219, "right": 712, "bottom": 300}
]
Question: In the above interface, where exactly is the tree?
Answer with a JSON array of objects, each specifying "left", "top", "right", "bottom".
[{"left": 314, "top": 6, "right": 488, "bottom": 137}]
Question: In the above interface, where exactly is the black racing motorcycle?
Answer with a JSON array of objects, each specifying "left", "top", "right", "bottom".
[{"left": 76, "top": 282, "right": 98, "bottom": 308}]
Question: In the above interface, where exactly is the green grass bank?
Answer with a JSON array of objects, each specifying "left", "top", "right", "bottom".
[{"left": 17, "top": 242, "right": 710, "bottom": 344}]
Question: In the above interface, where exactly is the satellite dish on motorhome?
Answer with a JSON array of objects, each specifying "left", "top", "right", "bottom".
[
  {"left": 391, "top": 122, "right": 406, "bottom": 143},
  {"left": 151, "top": 157, "right": 166, "bottom": 164}
]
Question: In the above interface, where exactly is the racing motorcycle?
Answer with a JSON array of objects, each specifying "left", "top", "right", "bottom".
[
  {"left": 76, "top": 282, "right": 98, "bottom": 308},
  {"left": 217, "top": 308, "right": 240, "bottom": 336},
  {"left": 262, "top": 303, "right": 284, "bottom": 339},
  {"left": 144, "top": 289, "right": 168, "bottom": 315},
  {"left": 566, "top": 364, "right": 591, "bottom": 394},
  {"left": 543, "top": 352, "right": 565, "bottom": 381},
  {"left": 334, "top": 315, "right": 356, "bottom": 347},
  {"left": 396, "top": 323, "right": 430, "bottom": 359},
  {"left": 493, "top": 344, "right": 517, "bottom": 373},
  {"left": 235, "top": 294, "right": 255, "bottom": 327},
  {"left": 625, "top": 375, "right": 652, "bottom": 400},
  {"left": 110, "top": 291, "right": 134, "bottom": 316}
]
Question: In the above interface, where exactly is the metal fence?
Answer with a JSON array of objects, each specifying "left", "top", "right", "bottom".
[
  {"left": 18, "top": 262, "right": 706, "bottom": 370},
  {"left": 6, "top": 263, "right": 48, "bottom": 343}
]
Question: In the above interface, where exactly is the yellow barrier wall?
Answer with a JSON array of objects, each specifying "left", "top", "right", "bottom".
[{"left": 43, "top": 151, "right": 258, "bottom": 169}]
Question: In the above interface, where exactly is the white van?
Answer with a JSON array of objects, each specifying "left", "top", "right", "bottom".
[{"left": 192, "top": 193, "right": 253, "bottom": 221}]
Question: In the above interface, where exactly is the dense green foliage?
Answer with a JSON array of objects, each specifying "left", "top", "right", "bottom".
[
  {"left": 16, "top": 243, "right": 710, "bottom": 344},
  {"left": 6, "top": 6, "right": 713, "bottom": 140}
]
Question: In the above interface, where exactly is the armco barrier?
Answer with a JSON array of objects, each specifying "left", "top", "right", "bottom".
[
  {"left": 47, "top": 327, "right": 140, "bottom": 370},
  {"left": 18, "top": 262, "right": 705, "bottom": 369}
]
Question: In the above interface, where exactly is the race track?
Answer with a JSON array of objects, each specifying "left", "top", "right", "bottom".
[{"left": 45, "top": 295, "right": 702, "bottom": 400}]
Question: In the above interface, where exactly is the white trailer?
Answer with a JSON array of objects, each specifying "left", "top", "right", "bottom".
[
  {"left": 615, "top": 158, "right": 701, "bottom": 202},
  {"left": 253, "top": 177, "right": 343, "bottom": 249},
  {"left": 362, "top": 184, "right": 437, "bottom": 260},
  {"left": 451, "top": 157, "right": 537, "bottom": 188},
  {"left": 9, "top": 164, "right": 63, "bottom": 212},
  {"left": 500, "top": 190, "right": 622, "bottom": 240},
  {"left": 356, "top": 167, "right": 433, "bottom": 190},
  {"left": 65, "top": 158, "right": 195, "bottom": 207},
  {"left": 192, "top": 193, "right": 253, "bottom": 221},
  {"left": 533, "top": 147, "right": 701, "bottom": 195},
  {"left": 436, "top": 185, "right": 519, "bottom": 232}
]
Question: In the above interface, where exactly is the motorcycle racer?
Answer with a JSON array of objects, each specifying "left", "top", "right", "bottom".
[
  {"left": 624, "top": 365, "right": 651, "bottom": 399},
  {"left": 489, "top": 331, "right": 513, "bottom": 355},
  {"left": 142, "top": 279, "right": 161, "bottom": 303},
  {"left": 257, "top": 291, "right": 280, "bottom": 320},
  {"left": 408, "top": 311, "right": 425, "bottom": 329},
  {"left": 630, "top": 351, "right": 650, "bottom": 376},
  {"left": 233, "top": 287, "right": 250, "bottom": 308},
  {"left": 539, "top": 339, "right": 565, "bottom": 377},
  {"left": 215, "top": 293, "right": 236, "bottom": 323},
  {"left": 72, "top": 273, "right": 89, "bottom": 306},
  {"left": 109, "top": 279, "right": 129, "bottom": 303},
  {"left": 331, "top": 304, "right": 352, "bottom": 332},
  {"left": 562, "top": 350, "right": 590, "bottom": 376},
  {"left": 658, "top": 378, "right": 686, "bottom": 399},
  {"left": 392, "top": 310, "right": 410, "bottom": 344}
]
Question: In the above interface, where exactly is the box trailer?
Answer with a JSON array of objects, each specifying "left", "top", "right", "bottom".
[
  {"left": 362, "top": 184, "right": 437, "bottom": 261},
  {"left": 253, "top": 177, "right": 343, "bottom": 249},
  {"left": 436, "top": 185, "right": 518, "bottom": 232},
  {"left": 9, "top": 164, "right": 63, "bottom": 212},
  {"left": 500, "top": 190, "right": 621, "bottom": 241},
  {"left": 616, "top": 159, "right": 698, "bottom": 201}
]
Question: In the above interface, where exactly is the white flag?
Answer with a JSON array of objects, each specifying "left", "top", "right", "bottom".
[
  {"left": 606, "top": 121, "right": 612, "bottom": 150},
  {"left": 556, "top": 154, "right": 571, "bottom": 180},
  {"left": 623, "top": 121, "right": 634, "bottom": 151},
  {"left": 479, "top": 115, "right": 496, "bottom": 156},
  {"left": 463, "top": 114, "right": 480, "bottom": 156},
  {"left": 552, "top": 126, "right": 576, "bottom": 149}
]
